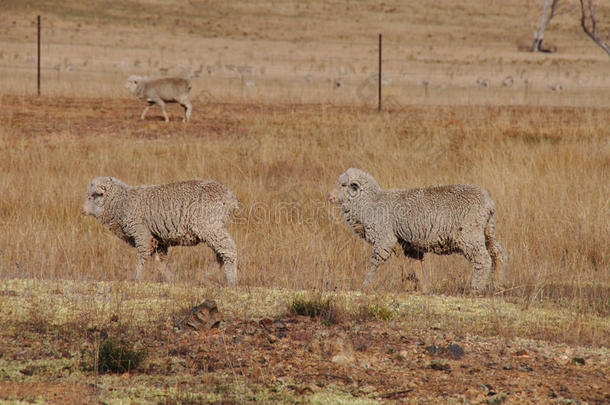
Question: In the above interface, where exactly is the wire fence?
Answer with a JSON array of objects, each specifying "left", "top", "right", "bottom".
[{"left": 1, "top": 15, "right": 609, "bottom": 107}]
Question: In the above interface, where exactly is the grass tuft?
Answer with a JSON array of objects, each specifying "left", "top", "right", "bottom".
[
  {"left": 286, "top": 293, "right": 345, "bottom": 324},
  {"left": 90, "top": 337, "right": 147, "bottom": 374},
  {"left": 355, "top": 302, "right": 395, "bottom": 322}
]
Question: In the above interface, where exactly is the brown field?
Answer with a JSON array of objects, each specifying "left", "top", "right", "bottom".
[{"left": 0, "top": 0, "right": 609, "bottom": 403}]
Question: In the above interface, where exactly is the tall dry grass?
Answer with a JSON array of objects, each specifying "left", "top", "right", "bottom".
[{"left": 0, "top": 98, "right": 608, "bottom": 314}]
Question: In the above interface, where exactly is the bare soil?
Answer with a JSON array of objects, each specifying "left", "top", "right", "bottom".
[{"left": 0, "top": 311, "right": 608, "bottom": 404}]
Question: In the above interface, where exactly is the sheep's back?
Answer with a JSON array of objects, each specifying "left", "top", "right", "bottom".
[
  {"left": 389, "top": 185, "right": 493, "bottom": 249},
  {"left": 140, "top": 78, "right": 191, "bottom": 100},
  {"left": 129, "top": 180, "right": 237, "bottom": 243}
]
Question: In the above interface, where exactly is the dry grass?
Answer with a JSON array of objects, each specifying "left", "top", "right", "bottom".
[
  {"left": 1, "top": 98, "right": 608, "bottom": 319},
  {"left": 0, "top": 0, "right": 608, "bottom": 348},
  {"left": 1, "top": 0, "right": 609, "bottom": 104}
]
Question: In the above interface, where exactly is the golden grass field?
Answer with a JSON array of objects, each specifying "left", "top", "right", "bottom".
[
  {"left": 2, "top": 99, "right": 608, "bottom": 311},
  {"left": 0, "top": 0, "right": 609, "bottom": 403}
]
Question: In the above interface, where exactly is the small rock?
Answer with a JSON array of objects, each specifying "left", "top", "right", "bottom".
[
  {"left": 572, "top": 357, "right": 585, "bottom": 365},
  {"left": 177, "top": 300, "right": 221, "bottom": 330},
  {"left": 502, "top": 363, "right": 512, "bottom": 370},
  {"left": 332, "top": 353, "right": 355, "bottom": 366},
  {"left": 19, "top": 367, "right": 34, "bottom": 376},
  {"left": 447, "top": 343, "right": 464, "bottom": 359},
  {"left": 429, "top": 360, "right": 451, "bottom": 371},
  {"left": 514, "top": 349, "right": 528, "bottom": 356},
  {"left": 426, "top": 344, "right": 439, "bottom": 355},
  {"left": 397, "top": 350, "right": 409, "bottom": 361},
  {"left": 264, "top": 332, "right": 278, "bottom": 344},
  {"left": 518, "top": 362, "right": 533, "bottom": 372},
  {"left": 486, "top": 393, "right": 507, "bottom": 404}
]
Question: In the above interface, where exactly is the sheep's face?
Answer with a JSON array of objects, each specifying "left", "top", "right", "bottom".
[
  {"left": 328, "top": 168, "right": 380, "bottom": 206},
  {"left": 81, "top": 177, "right": 113, "bottom": 218},
  {"left": 125, "top": 76, "right": 141, "bottom": 94}
]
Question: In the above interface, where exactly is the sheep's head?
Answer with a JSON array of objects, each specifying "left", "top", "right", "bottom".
[
  {"left": 328, "top": 168, "right": 381, "bottom": 206},
  {"left": 81, "top": 177, "right": 121, "bottom": 218},
  {"left": 125, "top": 75, "right": 144, "bottom": 94}
]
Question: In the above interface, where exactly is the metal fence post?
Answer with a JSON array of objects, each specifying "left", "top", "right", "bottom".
[
  {"left": 37, "top": 15, "right": 41, "bottom": 97},
  {"left": 378, "top": 33, "right": 382, "bottom": 112}
]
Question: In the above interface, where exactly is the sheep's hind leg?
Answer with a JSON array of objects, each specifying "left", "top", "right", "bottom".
[
  {"left": 205, "top": 228, "right": 238, "bottom": 286},
  {"left": 414, "top": 258, "right": 430, "bottom": 294},
  {"left": 484, "top": 215, "right": 506, "bottom": 291},
  {"left": 154, "top": 245, "right": 174, "bottom": 282},
  {"left": 178, "top": 95, "right": 192, "bottom": 122}
]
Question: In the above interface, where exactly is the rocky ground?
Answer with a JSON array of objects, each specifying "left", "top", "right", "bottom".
[{"left": 0, "top": 288, "right": 608, "bottom": 404}]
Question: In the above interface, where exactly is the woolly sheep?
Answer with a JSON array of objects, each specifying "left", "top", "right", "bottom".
[
  {"left": 125, "top": 75, "right": 193, "bottom": 122},
  {"left": 328, "top": 168, "right": 505, "bottom": 294},
  {"left": 81, "top": 177, "right": 238, "bottom": 285}
]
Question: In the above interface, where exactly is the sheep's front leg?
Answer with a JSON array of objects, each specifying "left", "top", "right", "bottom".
[
  {"left": 205, "top": 227, "right": 238, "bottom": 286},
  {"left": 155, "top": 99, "right": 169, "bottom": 122},
  {"left": 466, "top": 243, "right": 493, "bottom": 295},
  {"left": 141, "top": 103, "right": 152, "bottom": 120},
  {"left": 363, "top": 237, "right": 396, "bottom": 287},
  {"left": 135, "top": 252, "right": 149, "bottom": 281},
  {"left": 134, "top": 231, "right": 155, "bottom": 282}
]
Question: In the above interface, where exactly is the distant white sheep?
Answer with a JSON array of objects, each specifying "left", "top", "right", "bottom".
[
  {"left": 125, "top": 75, "right": 192, "bottom": 122},
  {"left": 328, "top": 168, "right": 505, "bottom": 294},
  {"left": 82, "top": 177, "right": 238, "bottom": 285}
]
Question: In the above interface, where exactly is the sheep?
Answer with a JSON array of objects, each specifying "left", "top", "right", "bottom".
[
  {"left": 125, "top": 75, "right": 192, "bottom": 122},
  {"left": 81, "top": 176, "right": 238, "bottom": 285},
  {"left": 327, "top": 168, "right": 505, "bottom": 294}
]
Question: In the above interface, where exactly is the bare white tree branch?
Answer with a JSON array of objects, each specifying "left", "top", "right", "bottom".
[{"left": 579, "top": 0, "right": 610, "bottom": 57}]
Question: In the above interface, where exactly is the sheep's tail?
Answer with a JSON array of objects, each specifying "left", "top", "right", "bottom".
[{"left": 484, "top": 210, "right": 506, "bottom": 290}]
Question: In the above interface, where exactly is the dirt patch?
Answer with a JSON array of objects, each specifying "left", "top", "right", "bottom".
[
  {"left": 0, "top": 381, "right": 97, "bottom": 403},
  {"left": 152, "top": 316, "right": 608, "bottom": 403}
]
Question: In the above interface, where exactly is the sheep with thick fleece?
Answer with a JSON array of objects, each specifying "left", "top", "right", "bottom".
[
  {"left": 328, "top": 168, "right": 504, "bottom": 294},
  {"left": 82, "top": 177, "right": 238, "bottom": 285},
  {"left": 125, "top": 75, "right": 192, "bottom": 122}
]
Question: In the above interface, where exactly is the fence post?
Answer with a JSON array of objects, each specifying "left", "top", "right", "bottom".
[
  {"left": 378, "top": 33, "right": 382, "bottom": 112},
  {"left": 37, "top": 15, "right": 41, "bottom": 97}
]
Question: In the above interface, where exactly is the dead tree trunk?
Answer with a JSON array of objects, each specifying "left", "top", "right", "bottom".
[
  {"left": 532, "top": 0, "right": 565, "bottom": 52},
  {"left": 579, "top": 0, "right": 610, "bottom": 57}
]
